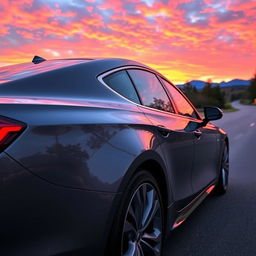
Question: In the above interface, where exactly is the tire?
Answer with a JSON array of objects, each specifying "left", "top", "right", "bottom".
[
  {"left": 107, "top": 171, "right": 164, "bottom": 256},
  {"left": 212, "top": 145, "right": 229, "bottom": 195}
]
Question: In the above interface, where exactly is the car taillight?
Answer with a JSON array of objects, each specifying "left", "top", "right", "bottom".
[{"left": 0, "top": 116, "right": 25, "bottom": 151}]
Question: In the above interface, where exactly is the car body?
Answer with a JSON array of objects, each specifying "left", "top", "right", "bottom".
[{"left": 0, "top": 57, "right": 228, "bottom": 255}]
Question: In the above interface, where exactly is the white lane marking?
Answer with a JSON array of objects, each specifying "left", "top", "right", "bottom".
[{"left": 250, "top": 122, "right": 255, "bottom": 127}]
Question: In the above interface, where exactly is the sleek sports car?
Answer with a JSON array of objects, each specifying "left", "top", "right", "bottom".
[{"left": 0, "top": 56, "right": 229, "bottom": 256}]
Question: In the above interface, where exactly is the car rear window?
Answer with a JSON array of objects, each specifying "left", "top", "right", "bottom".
[{"left": 103, "top": 70, "right": 140, "bottom": 104}]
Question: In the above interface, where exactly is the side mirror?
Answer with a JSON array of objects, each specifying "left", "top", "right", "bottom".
[{"left": 202, "top": 106, "right": 223, "bottom": 126}]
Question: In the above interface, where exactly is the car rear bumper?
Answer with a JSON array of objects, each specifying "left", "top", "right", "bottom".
[{"left": 0, "top": 152, "right": 116, "bottom": 256}]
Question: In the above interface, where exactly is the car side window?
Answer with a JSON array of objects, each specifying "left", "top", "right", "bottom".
[
  {"left": 160, "top": 78, "right": 199, "bottom": 119},
  {"left": 103, "top": 70, "right": 140, "bottom": 104},
  {"left": 127, "top": 69, "right": 174, "bottom": 113}
]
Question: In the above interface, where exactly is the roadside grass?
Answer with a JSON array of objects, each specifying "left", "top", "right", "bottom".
[
  {"left": 223, "top": 102, "right": 239, "bottom": 112},
  {"left": 240, "top": 99, "right": 256, "bottom": 106},
  {"left": 223, "top": 107, "right": 239, "bottom": 112}
]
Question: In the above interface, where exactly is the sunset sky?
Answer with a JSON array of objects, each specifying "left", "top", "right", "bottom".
[{"left": 0, "top": 0, "right": 255, "bottom": 84}]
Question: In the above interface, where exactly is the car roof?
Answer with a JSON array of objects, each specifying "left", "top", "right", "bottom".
[{"left": 0, "top": 58, "right": 150, "bottom": 84}]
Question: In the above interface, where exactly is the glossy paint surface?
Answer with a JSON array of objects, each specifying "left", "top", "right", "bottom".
[
  {"left": 0, "top": 58, "right": 227, "bottom": 255},
  {"left": 0, "top": 59, "right": 89, "bottom": 84},
  {"left": 0, "top": 153, "right": 115, "bottom": 255}
]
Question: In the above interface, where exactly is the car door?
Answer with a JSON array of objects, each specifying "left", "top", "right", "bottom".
[
  {"left": 191, "top": 122, "right": 219, "bottom": 192},
  {"left": 127, "top": 69, "right": 195, "bottom": 202},
  {"left": 160, "top": 78, "right": 219, "bottom": 194}
]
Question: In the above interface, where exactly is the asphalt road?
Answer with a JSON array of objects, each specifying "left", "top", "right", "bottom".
[{"left": 163, "top": 101, "right": 256, "bottom": 256}]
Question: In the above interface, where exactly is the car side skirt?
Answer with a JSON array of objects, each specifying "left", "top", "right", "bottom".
[{"left": 172, "top": 181, "right": 217, "bottom": 229}]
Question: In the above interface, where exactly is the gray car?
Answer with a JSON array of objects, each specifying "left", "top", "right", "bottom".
[{"left": 0, "top": 57, "right": 229, "bottom": 255}]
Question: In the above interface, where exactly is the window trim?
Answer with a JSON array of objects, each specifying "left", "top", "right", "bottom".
[
  {"left": 98, "top": 66, "right": 175, "bottom": 115},
  {"left": 102, "top": 69, "right": 141, "bottom": 105},
  {"left": 97, "top": 66, "right": 201, "bottom": 120},
  {"left": 98, "top": 66, "right": 144, "bottom": 106}
]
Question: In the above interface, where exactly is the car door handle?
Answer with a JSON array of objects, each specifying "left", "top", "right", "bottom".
[
  {"left": 194, "top": 130, "right": 202, "bottom": 138},
  {"left": 157, "top": 126, "right": 171, "bottom": 138}
]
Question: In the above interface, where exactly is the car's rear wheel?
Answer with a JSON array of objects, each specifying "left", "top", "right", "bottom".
[
  {"left": 213, "top": 145, "right": 229, "bottom": 195},
  {"left": 108, "top": 171, "right": 164, "bottom": 256}
]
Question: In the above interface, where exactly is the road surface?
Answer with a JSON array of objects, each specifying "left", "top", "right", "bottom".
[{"left": 164, "top": 101, "right": 256, "bottom": 256}]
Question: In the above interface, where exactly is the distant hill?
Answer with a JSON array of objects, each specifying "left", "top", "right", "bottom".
[
  {"left": 220, "top": 79, "right": 250, "bottom": 87},
  {"left": 177, "top": 79, "right": 250, "bottom": 90}
]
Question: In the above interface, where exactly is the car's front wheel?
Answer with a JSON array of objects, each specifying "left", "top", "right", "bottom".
[
  {"left": 108, "top": 171, "right": 164, "bottom": 256},
  {"left": 213, "top": 145, "right": 229, "bottom": 195}
]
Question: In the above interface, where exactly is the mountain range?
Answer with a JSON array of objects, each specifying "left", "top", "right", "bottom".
[{"left": 177, "top": 79, "right": 250, "bottom": 90}]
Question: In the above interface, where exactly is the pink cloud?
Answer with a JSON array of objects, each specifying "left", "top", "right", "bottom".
[{"left": 0, "top": 0, "right": 255, "bottom": 83}]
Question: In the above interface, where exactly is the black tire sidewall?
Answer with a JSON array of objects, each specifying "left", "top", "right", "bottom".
[
  {"left": 106, "top": 170, "right": 164, "bottom": 256},
  {"left": 212, "top": 145, "right": 229, "bottom": 195}
]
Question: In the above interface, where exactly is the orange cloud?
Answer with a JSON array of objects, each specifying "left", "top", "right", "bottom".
[{"left": 0, "top": 0, "right": 255, "bottom": 83}]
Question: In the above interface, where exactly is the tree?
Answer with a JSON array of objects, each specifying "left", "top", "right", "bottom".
[
  {"left": 183, "top": 81, "right": 194, "bottom": 101},
  {"left": 202, "top": 79, "right": 213, "bottom": 98},
  {"left": 201, "top": 79, "right": 226, "bottom": 108},
  {"left": 212, "top": 86, "right": 225, "bottom": 108},
  {"left": 248, "top": 72, "right": 256, "bottom": 103},
  {"left": 182, "top": 81, "right": 201, "bottom": 108},
  {"left": 182, "top": 79, "right": 227, "bottom": 109}
]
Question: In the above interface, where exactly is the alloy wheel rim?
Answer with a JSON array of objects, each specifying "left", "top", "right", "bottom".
[{"left": 121, "top": 183, "right": 162, "bottom": 256}]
